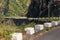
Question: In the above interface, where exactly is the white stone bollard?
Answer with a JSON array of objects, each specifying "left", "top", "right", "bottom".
[
  {"left": 25, "top": 27, "right": 35, "bottom": 35},
  {"left": 51, "top": 21, "right": 58, "bottom": 26},
  {"left": 11, "top": 33, "right": 22, "bottom": 40},
  {"left": 35, "top": 24, "right": 44, "bottom": 32},
  {"left": 44, "top": 23, "right": 52, "bottom": 27},
  {"left": 58, "top": 20, "right": 60, "bottom": 25}
]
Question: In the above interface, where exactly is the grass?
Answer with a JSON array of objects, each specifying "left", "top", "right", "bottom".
[
  {"left": 0, "top": 0, "right": 30, "bottom": 17},
  {"left": 0, "top": 23, "right": 21, "bottom": 40},
  {"left": 0, "top": 20, "right": 36, "bottom": 40}
]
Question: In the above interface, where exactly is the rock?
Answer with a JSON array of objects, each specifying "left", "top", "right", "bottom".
[
  {"left": 58, "top": 20, "right": 60, "bottom": 25},
  {"left": 44, "top": 23, "right": 52, "bottom": 27},
  {"left": 11, "top": 33, "right": 22, "bottom": 40},
  {"left": 25, "top": 27, "right": 35, "bottom": 35},
  {"left": 51, "top": 21, "right": 58, "bottom": 26},
  {"left": 35, "top": 24, "right": 44, "bottom": 32}
]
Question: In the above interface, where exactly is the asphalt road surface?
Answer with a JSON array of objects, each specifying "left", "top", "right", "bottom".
[{"left": 36, "top": 28, "right": 60, "bottom": 40}]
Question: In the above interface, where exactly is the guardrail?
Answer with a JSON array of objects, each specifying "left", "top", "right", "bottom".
[{"left": 3, "top": 17, "right": 60, "bottom": 22}]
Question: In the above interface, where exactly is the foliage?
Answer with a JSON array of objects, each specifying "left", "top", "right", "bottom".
[
  {"left": 0, "top": 23, "right": 21, "bottom": 40},
  {"left": 1, "top": 0, "right": 30, "bottom": 17},
  {"left": 20, "top": 22, "right": 36, "bottom": 28},
  {"left": 25, "top": 22, "right": 36, "bottom": 27}
]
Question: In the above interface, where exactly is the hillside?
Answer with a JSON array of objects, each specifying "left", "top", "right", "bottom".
[
  {"left": 0, "top": 0, "right": 30, "bottom": 17},
  {"left": 0, "top": 0, "right": 60, "bottom": 17}
]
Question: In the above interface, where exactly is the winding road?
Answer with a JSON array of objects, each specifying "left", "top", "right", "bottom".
[{"left": 36, "top": 28, "right": 60, "bottom": 40}]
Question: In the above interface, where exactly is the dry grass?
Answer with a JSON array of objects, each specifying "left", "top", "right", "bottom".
[{"left": 0, "top": 23, "right": 22, "bottom": 40}]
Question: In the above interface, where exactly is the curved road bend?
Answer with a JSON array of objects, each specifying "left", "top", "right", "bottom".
[{"left": 35, "top": 28, "right": 60, "bottom": 40}]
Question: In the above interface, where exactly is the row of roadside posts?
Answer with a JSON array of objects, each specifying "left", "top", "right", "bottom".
[{"left": 11, "top": 20, "right": 60, "bottom": 40}]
